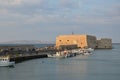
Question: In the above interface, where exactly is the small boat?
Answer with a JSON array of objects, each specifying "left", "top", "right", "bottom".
[
  {"left": 47, "top": 53, "right": 57, "bottom": 58},
  {"left": 86, "top": 48, "right": 94, "bottom": 52},
  {"left": 47, "top": 50, "right": 76, "bottom": 58},
  {"left": 82, "top": 51, "right": 92, "bottom": 56},
  {"left": 0, "top": 56, "right": 15, "bottom": 67},
  {"left": 80, "top": 48, "right": 94, "bottom": 52}
]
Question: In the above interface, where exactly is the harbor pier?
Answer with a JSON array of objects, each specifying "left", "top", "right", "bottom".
[
  {"left": 10, "top": 53, "right": 48, "bottom": 63},
  {"left": 0, "top": 44, "right": 56, "bottom": 63}
]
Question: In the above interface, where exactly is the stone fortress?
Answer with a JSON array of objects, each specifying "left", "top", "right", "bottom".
[{"left": 55, "top": 34, "right": 112, "bottom": 49}]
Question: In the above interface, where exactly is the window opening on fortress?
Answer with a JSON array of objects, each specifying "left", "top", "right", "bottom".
[{"left": 59, "top": 40, "right": 62, "bottom": 42}]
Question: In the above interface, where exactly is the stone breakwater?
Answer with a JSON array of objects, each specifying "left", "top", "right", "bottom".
[
  {"left": 0, "top": 44, "right": 56, "bottom": 63},
  {"left": 10, "top": 53, "right": 48, "bottom": 63}
]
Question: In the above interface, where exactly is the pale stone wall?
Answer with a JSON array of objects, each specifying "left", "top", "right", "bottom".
[
  {"left": 56, "top": 34, "right": 97, "bottom": 49},
  {"left": 87, "top": 35, "right": 97, "bottom": 49},
  {"left": 96, "top": 38, "right": 112, "bottom": 49}
]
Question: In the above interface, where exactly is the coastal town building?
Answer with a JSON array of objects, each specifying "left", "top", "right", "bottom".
[
  {"left": 55, "top": 34, "right": 112, "bottom": 49},
  {"left": 0, "top": 45, "right": 35, "bottom": 52}
]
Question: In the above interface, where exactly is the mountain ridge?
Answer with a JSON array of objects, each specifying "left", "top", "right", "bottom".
[{"left": 0, "top": 40, "right": 55, "bottom": 44}]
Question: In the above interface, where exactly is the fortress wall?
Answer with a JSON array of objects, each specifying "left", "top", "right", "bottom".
[
  {"left": 87, "top": 35, "right": 97, "bottom": 49},
  {"left": 97, "top": 38, "right": 112, "bottom": 49},
  {"left": 56, "top": 34, "right": 112, "bottom": 49},
  {"left": 56, "top": 35, "right": 97, "bottom": 49}
]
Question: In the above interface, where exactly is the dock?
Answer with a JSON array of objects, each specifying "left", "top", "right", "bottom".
[
  {"left": 0, "top": 44, "right": 56, "bottom": 63},
  {"left": 10, "top": 53, "right": 48, "bottom": 63}
]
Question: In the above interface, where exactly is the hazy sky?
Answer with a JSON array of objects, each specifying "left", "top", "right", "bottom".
[{"left": 0, "top": 0, "right": 120, "bottom": 43}]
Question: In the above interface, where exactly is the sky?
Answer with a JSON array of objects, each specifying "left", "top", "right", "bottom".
[{"left": 0, "top": 0, "right": 120, "bottom": 43}]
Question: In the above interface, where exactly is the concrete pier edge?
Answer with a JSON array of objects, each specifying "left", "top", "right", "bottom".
[{"left": 10, "top": 54, "right": 48, "bottom": 63}]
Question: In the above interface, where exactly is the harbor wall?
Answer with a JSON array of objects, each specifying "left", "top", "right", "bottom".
[
  {"left": 10, "top": 54, "right": 48, "bottom": 63},
  {"left": 96, "top": 38, "right": 112, "bottom": 49},
  {"left": 0, "top": 45, "right": 56, "bottom": 63}
]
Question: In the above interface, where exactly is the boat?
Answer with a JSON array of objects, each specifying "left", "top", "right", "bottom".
[
  {"left": 47, "top": 48, "right": 94, "bottom": 58},
  {"left": 47, "top": 53, "right": 58, "bottom": 58},
  {"left": 80, "top": 48, "right": 94, "bottom": 52},
  {"left": 47, "top": 50, "right": 76, "bottom": 58},
  {"left": 0, "top": 56, "right": 15, "bottom": 67},
  {"left": 82, "top": 51, "right": 92, "bottom": 55},
  {"left": 86, "top": 48, "right": 94, "bottom": 52}
]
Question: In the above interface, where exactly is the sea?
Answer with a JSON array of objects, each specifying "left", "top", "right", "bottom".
[{"left": 0, "top": 43, "right": 120, "bottom": 80}]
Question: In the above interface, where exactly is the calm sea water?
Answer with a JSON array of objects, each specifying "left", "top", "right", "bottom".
[{"left": 0, "top": 44, "right": 120, "bottom": 80}]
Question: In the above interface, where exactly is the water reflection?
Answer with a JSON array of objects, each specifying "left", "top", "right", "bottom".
[{"left": 53, "top": 56, "right": 89, "bottom": 80}]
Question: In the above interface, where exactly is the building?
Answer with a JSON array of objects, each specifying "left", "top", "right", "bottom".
[
  {"left": 55, "top": 34, "right": 112, "bottom": 49},
  {"left": 96, "top": 38, "right": 112, "bottom": 49},
  {"left": 56, "top": 34, "right": 97, "bottom": 49},
  {"left": 0, "top": 45, "right": 35, "bottom": 52}
]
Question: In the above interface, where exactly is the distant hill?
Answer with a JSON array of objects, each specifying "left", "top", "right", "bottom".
[{"left": 0, "top": 40, "right": 55, "bottom": 44}]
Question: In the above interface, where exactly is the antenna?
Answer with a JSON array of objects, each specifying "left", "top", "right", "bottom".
[{"left": 72, "top": 32, "right": 74, "bottom": 35}]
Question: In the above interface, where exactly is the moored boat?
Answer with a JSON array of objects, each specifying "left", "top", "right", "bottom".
[
  {"left": 77, "top": 48, "right": 94, "bottom": 55},
  {"left": 0, "top": 56, "right": 15, "bottom": 67},
  {"left": 47, "top": 50, "right": 77, "bottom": 58}
]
